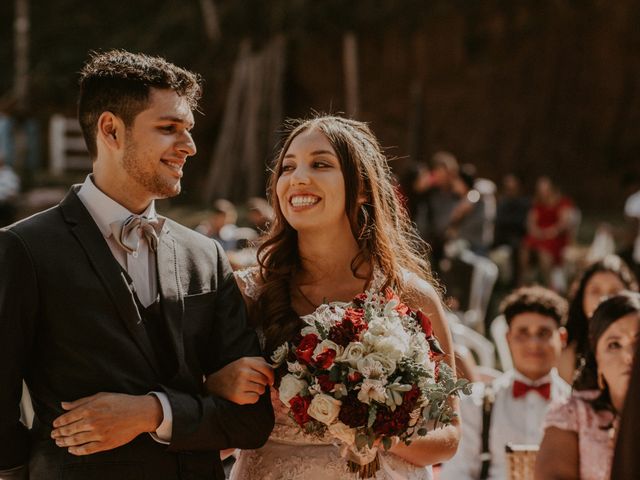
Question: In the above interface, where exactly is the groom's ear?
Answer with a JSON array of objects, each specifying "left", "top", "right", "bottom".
[{"left": 96, "top": 112, "right": 125, "bottom": 153}]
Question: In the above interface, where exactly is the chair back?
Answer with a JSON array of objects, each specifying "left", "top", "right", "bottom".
[
  {"left": 450, "top": 319, "right": 496, "bottom": 368},
  {"left": 490, "top": 315, "right": 513, "bottom": 371},
  {"left": 505, "top": 443, "right": 539, "bottom": 480}
]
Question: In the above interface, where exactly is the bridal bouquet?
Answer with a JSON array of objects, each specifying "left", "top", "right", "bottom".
[{"left": 271, "top": 288, "right": 471, "bottom": 478}]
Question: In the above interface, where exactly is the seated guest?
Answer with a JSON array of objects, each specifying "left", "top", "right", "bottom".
[
  {"left": 412, "top": 151, "right": 460, "bottom": 266},
  {"left": 558, "top": 255, "right": 637, "bottom": 383},
  {"left": 446, "top": 164, "right": 489, "bottom": 255},
  {"left": 520, "top": 176, "right": 574, "bottom": 288},
  {"left": 195, "top": 198, "right": 239, "bottom": 251},
  {"left": 493, "top": 173, "right": 530, "bottom": 287},
  {"left": 536, "top": 291, "right": 640, "bottom": 480},
  {"left": 611, "top": 334, "right": 640, "bottom": 479},
  {"left": 441, "top": 286, "right": 571, "bottom": 480}
]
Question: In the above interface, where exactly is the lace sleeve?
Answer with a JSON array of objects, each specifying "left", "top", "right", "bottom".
[
  {"left": 234, "top": 266, "right": 262, "bottom": 301},
  {"left": 543, "top": 395, "right": 581, "bottom": 433}
]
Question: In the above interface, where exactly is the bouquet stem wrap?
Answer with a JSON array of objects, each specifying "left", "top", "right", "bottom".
[{"left": 342, "top": 445, "right": 380, "bottom": 478}]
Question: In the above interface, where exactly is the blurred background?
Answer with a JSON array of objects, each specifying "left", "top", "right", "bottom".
[{"left": 2, "top": 0, "right": 640, "bottom": 329}]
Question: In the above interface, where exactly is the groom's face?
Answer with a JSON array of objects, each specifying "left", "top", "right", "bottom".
[{"left": 121, "top": 88, "right": 196, "bottom": 201}]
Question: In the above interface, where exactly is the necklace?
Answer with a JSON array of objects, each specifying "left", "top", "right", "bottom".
[{"left": 296, "top": 284, "right": 319, "bottom": 310}]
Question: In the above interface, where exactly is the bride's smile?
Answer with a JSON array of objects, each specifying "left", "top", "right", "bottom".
[{"left": 277, "top": 128, "right": 350, "bottom": 234}]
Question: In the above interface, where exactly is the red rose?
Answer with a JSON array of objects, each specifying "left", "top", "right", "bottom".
[
  {"left": 347, "top": 371, "right": 363, "bottom": 383},
  {"left": 313, "top": 348, "right": 337, "bottom": 370},
  {"left": 328, "top": 325, "right": 351, "bottom": 347},
  {"left": 317, "top": 374, "right": 336, "bottom": 393},
  {"left": 344, "top": 308, "right": 367, "bottom": 331},
  {"left": 372, "top": 405, "right": 411, "bottom": 436},
  {"left": 295, "top": 333, "right": 320, "bottom": 365},
  {"left": 329, "top": 313, "right": 367, "bottom": 346},
  {"left": 344, "top": 306, "right": 365, "bottom": 322},
  {"left": 338, "top": 393, "right": 369, "bottom": 428},
  {"left": 289, "top": 395, "right": 312, "bottom": 427},
  {"left": 415, "top": 310, "right": 433, "bottom": 338},
  {"left": 352, "top": 293, "right": 368, "bottom": 307}
]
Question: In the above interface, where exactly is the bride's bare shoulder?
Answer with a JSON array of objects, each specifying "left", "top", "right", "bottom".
[{"left": 400, "top": 269, "right": 442, "bottom": 316}]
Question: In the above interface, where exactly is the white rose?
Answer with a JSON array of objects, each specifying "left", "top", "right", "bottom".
[
  {"left": 279, "top": 374, "right": 308, "bottom": 405},
  {"left": 366, "top": 317, "right": 391, "bottom": 337},
  {"left": 287, "top": 361, "right": 309, "bottom": 377},
  {"left": 357, "top": 378, "right": 387, "bottom": 405},
  {"left": 307, "top": 393, "right": 342, "bottom": 425},
  {"left": 328, "top": 421, "right": 357, "bottom": 445},
  {"left": 359, "top": 353, "right": 396, "bottom": 375},
  {"left": 271, "top": 343, "right": 289, "bottom": 367},
  {"left": 336, "top": 342, "right": 367, "bottom": 367},
  {"left": 362, "top": 333, "right": 408, "bottom": 362},
  {"left": 301, "top": 325, "right": 319, "bottom": 337}
]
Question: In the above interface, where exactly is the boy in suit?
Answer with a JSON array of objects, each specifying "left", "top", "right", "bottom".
[{"left": 441, "top": 286, "right": 571, "bottom": 480}]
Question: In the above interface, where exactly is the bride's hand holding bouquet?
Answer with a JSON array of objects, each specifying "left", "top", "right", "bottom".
[{"left": 271, "top": 288, "right": 471, "bottom": 478}]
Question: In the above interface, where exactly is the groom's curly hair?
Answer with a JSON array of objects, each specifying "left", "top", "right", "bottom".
[
  {"left": 78, "top": 49, "right": 202, "bottom": 158},
  {"left": 254, "top": 114, "right": 439, "bottom": 355}
]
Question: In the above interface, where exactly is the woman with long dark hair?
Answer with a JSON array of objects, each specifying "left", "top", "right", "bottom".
[
  {"left": 558, "top": 255, "right": 637, "bottom": 383},
  {"left": 207, "top": 115, "right": 460, "bottom": 479},
  {"left": 535, "top": 291, "right": 640, "bottom": 480}
]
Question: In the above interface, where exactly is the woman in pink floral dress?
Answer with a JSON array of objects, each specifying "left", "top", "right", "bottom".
[{"left": 535, "top": 291, "right": 640, "bottom": 480}]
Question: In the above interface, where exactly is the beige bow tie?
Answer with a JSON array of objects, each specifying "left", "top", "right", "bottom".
[{"left": 111, "top": 215, "right": 165, "bottom": 254}]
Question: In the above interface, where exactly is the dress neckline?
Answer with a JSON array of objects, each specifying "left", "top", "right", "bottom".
[{"left": 291, "top": 266, "right": 386, "bottom": 317}]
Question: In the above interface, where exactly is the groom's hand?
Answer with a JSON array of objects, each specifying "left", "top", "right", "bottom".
[
  {"left": 205, "top": 356, "right": 274, "bottom": 405},
  {"left": 51, "top": 392, "right": 162, "bottom": 455}
]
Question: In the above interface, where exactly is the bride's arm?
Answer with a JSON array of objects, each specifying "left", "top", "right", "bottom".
[{"left": 388, "top": 274, "right": 461, "bottom": 467}]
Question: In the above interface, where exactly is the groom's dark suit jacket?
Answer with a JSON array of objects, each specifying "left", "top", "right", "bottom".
[{"left": 0, "top": 188, "right": 274, "bottom": 479}]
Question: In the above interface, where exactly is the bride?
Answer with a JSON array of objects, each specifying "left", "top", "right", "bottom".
[{"left": 207, "top": 115, "right": 460, "bottom": 479}]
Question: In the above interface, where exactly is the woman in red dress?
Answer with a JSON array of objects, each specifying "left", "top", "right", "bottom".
[{"left": 520, "top": 176, "right": 574, "bottom": 287}]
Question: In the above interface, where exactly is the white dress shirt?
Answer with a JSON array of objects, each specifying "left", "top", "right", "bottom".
[
  {"left": 440, "top": 369, "right": 570, "bottom": 480},
  {"left": 77, "top": 175, "right": 172, "bottom": 443}
]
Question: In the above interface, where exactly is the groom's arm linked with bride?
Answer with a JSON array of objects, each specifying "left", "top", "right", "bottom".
[{"left": 0, "top": 49, "right": 274, "bottom": 480}]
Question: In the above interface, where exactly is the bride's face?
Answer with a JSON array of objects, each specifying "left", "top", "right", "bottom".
[{"left": 276, "top": 128, "right": 349, "bottom": 234}]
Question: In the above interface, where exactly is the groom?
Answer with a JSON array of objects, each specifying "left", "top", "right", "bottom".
[{"left": 0, "top": 50, "right": 274, "bottom": 479}]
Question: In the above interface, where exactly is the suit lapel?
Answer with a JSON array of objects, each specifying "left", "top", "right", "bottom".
[
  {"left": 156, "top": 223, "right": 185, "bottom": 365},
  {"left": 59, "top": 187, "right": 162, "bottom": 376}
]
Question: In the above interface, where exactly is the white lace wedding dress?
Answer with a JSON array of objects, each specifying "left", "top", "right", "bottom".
[{"left": 229, "top": 268, "right": 433, "bottom": 480}]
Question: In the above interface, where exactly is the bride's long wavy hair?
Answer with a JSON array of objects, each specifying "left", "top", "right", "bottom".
[{"left": 255, "top": 115, "right": 437, "bottom": 355}]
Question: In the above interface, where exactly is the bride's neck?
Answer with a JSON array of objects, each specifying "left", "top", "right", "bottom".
[{"left": 296, "top": 227, "right": 363, "bottom": 283}]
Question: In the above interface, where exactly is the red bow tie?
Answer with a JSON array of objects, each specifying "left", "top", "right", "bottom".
[{"left": 513, "top": 381, "right": 551, "bottom": 400}]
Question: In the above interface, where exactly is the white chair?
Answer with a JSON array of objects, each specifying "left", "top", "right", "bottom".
[
  {"left": 49, "top": 114, "right": 91, "bottom": 175},
  {"left": 476, "top": 365, "right": 502, "bottom": 383},
  {"left": 461, "top": 249, "right": 499, "bottom": 332},
  {"left": 450, "top": 319, "right": 496, "bottom": 369},
  {"left": 490, "top": 314, "right": 513, "bottom": 371}
]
